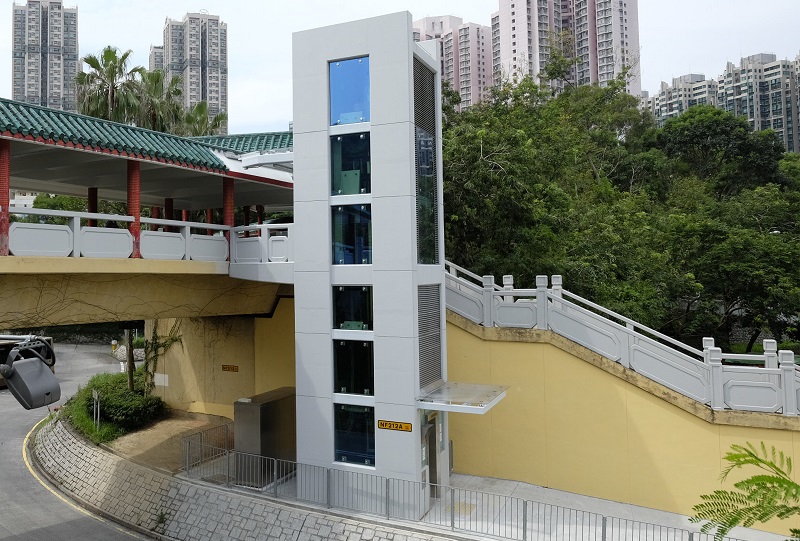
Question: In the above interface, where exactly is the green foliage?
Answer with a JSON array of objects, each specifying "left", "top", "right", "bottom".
[
  {"left": 131, "top": 335, "right": 146, "bottom": 349},
  {"left": 176, "top": 100, "right": 228, "bottom": 137},
  {"left": 442, "top": 69, "right": 797, "bottom": 347},
  {"left": 76, "top": 46, "right": 143, "bottom": 123},
  {"left": 62, "top": 368, "right": 168, "bottom": 442},
  {"left": 77, "top": 45, "right": 226, "bottom": 136},
  {"left": 691, "top": 442, "right": 800, "bottom": 540},
  {"left": 143, "top": 320, "right": 182, "bottom": 395},
  {"left": 656, "top": 105, "right": 785, "bottom": 197}
]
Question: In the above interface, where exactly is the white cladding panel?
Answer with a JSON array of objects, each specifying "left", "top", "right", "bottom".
[
  {"left": 293, "top": 12, "right": 445, "bottom": 483},
  {"left": 373, "top": 336, "right": 418, "bottom": 405},
  {"left": 295, "top": 332, "right": 335, "bottom": 399}
]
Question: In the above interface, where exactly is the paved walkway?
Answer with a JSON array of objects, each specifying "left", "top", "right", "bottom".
[{"left": 31, "top": 416, "right": 785, "bottom": 541}]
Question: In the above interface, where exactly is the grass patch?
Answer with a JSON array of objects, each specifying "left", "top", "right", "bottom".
[
  {"left": 730, "top": 341, "right": 800, "bottom": 355},
  {"left": 61, "top": 367, "right": 168, "bottom": 444}
]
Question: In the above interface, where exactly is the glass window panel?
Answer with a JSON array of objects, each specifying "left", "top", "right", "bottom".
[
  {"left": 333, "top": 286, "right": 373, "bottom": 330},
  {"left": 332, "top": 205, "right": 372, "bottom": 264},
  {"left": 334, "top": 405, "right": 375, "bottom": 465},
  {"left": 415, "top": 126, "right": 438, "bottom": 264},
  {"left": 330, "top": 56, "right": 370, "bottom": 125},
  {"left": 334, "top": 340, "right": 374, "bottom": 395},
  {"left": 331, "top": 133, "right": 371, "bottom": 195}
]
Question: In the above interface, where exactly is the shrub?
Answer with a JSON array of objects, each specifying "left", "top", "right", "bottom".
[
  {"left": 131, "top": 335, "right": 146, "bottom": 349},
  {"left": 62, "top": 367, "right": 168, "bottom": 442}
]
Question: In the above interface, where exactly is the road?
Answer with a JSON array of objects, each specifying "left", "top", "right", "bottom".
[{"left": 0, "top": 343, "right": 147, "bottom": 540}]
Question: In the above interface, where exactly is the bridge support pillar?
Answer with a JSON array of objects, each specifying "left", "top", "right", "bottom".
[
  {"left": 223, "top": 178, "right": 234, "bottom": 250},
  {"left": 127, "top": 160, "right": 141, "bottom": 258},
  {"left": 243, "top": 205, "right": 250, "bottom": 237},
  {"left": 206, "top": 208, "right": 213, "bottom": 236},
  {"left": 256, "top": 204, "right": 264, "bottom": 237},
  {"left": 87, "top": 187, "right": 97, "bottom": 227},
  {"left": 0, "top": 139, "right": 9, "bottom": 256},
  {"left": 164, "top": 198, "right": 174, "bottom": 232}
]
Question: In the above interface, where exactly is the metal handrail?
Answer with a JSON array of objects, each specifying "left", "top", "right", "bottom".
[{"left": 181, "top": 440, "right": 746, "bottom": 541}]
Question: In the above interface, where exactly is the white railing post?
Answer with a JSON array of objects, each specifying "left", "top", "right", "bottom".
[
  {"left": 708, "top": 347, "right": 724, "bottom": 410},
  {"left": 502, "top": 275, "right": 514, "bottom": 303},
  {"left": 180, "top": 224, "right": 191, "bottom": 261},
  {"left": 69, "top": 216, "right": 81, "bottom": 257},
  {"left": 229, "top": 229, "right": 237, "bottom": 263},
  {"left": 482, "top": 275, "right": 495, "bottom": 327},
  {"left": 535, "top": 275, "right": 548, "bottom": 330},
  {"left": 780, "top": 350, "right": 797, "bottom": 416},
  {"left": 763, "top": 339, "right": 778, "bottom": 369},
  {"left": 550, "top": 275, "right": 563, "bottom": 299}
]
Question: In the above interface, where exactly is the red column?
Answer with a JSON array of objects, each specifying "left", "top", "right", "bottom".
[
  {"left": 87, "top": 187, "right": 98, "bottom": 227},
  {"left": 223, "top": 178, "right": 234, "bottom": 248},
  {"left": 150, "top": 206, "right": 160, "bottom": 231},
  {"left": 256, "top": 204, "right": 264, "bottom": 237},
  {"left": 127, "top": 161, "right": 141, "bottom": 258},
  {"left": 0, "top": 140, "right": 9, "bottom": 256},
  {"left": 206, "top": 208, "right": 213, "bottom": 236},
  {"left": 181, "top": 209, "right": 189, "bottom": 222},
  {"left": 243, "top": 206, "right": 250, "bottom": 238},
  {"left": 164, "top": 198, "right": 174, "bottom": 232}
]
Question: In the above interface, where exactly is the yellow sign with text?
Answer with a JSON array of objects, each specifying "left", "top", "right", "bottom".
[{"left": 378, "top": 420, "right": 412, "bottom": 432}]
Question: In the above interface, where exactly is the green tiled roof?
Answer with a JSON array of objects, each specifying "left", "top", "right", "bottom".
[
  {"left": 0, "top": 98, "right": 227, "bottom": 172},
  {"left": 194, "top": 132, "right": 293, "bottom": 154}
]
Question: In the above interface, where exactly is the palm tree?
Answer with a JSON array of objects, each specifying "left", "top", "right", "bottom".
[
  {"left": 691, "top": 442, "right": 800, "bottom": 540},
  {"left": 179, "top": 100, "right": 228, "bottom": 136},
  {"left": 136, "top": 69, "right": 183, "bottom": 132},
  {"left": 76, "top": 46, "right": 143, "bottom": 123}
]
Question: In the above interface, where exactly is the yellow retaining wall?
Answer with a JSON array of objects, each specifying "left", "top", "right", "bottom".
[
  {"left": 447, "top": 313, "right": 800, "bottom": 536},
  {"left": 254, "top": 297, "right": 296, "bottom": 394},
  {"left": 151, "top": 297, "right": 296, "bottom": 420}
]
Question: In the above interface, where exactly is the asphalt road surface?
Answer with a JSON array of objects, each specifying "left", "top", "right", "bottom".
[{"left": 0, "top": 343, "right": 147, "bottom": 540}]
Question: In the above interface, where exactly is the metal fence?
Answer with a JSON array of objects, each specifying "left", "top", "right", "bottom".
[{"left": 181, "top": 428, "right": 746, "bottom": 541}]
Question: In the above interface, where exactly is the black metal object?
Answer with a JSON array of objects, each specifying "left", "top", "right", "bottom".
[{"left": 0, "top": 337, "right": 60, "bottom": 410}]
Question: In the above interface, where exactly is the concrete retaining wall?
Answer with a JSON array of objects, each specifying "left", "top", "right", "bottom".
[{"left": 33, "top": 419, "right": 455, "bottom": 541}]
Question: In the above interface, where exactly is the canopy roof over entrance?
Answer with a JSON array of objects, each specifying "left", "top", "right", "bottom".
[
  {"left": 417, "top": 382, "right": 508, "bottom": 414},
  {"left": 0, "top": 98, "right": 293, "bottom": 210}
]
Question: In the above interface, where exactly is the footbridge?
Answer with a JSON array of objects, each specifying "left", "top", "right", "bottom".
[{"left": 0, "top": 96, "right": 795, "bottom": 418}]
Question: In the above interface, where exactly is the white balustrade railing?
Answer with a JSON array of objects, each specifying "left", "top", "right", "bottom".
[
  {"left": 230, "top": 224, "right": 294, "bottom": 264},
  {"left": 7, "top": 207, "right": 230, "bottom": 262},
  {"left": 443, "top": 264, "right": 799, "bottom": 417}
]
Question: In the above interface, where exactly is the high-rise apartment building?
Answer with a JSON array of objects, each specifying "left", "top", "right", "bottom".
[
  {"left": 413, "top": 16, "right": 493, "bottom": 109},
  {"left": 645, "top": 74, "right": 719, "bottom": 127},
  {"left": 11, "top": 0, "right": 79, "bottom": 111},
  {"left": 645, "top": 53, "right": 800, "bottom": 152},
  {"left": 151, "top": 12, "right": 228, "bottom": 134},
  {"left": 717, "top": 53, "right": 799, "bottom": 152},
  {"left": 491, "top": 0, "right": 641, "bottom": 95}
]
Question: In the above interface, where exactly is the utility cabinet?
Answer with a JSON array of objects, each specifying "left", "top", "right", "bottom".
[{"left": 233, "top": 386, "right": 296, "bottom": 488}]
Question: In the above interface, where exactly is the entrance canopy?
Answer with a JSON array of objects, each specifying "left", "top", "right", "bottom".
[{"left": 417, "top": 381, "right": 507, "bottom": 414}]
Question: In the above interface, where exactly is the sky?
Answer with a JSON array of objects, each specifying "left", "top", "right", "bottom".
[{"left": 1, "top": 0, "right": 800, "bottom": 134}]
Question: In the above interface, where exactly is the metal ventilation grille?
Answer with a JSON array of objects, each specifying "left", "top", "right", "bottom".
[
  {"left": 413, "top": 57, "right": 436, "bottom": 135},
  {"left": 418, "top": 284, "right": 442, "bottom": 390}
]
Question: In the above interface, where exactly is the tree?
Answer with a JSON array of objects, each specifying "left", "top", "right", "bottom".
[
  {"left": 76, "top": 46, "right": 143, "bottom": 123},
  {"left": 178, "top": 100, "right": 228, "bottom": 136},
  {"left": 691, "top": 442, "right": 800, "bottom": 540},
  {"left": 136, "top": 69, "right": 183, "bottom": 132},
  {"left": 656, "top": 105, "right": 785, "bottom": 197}
]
